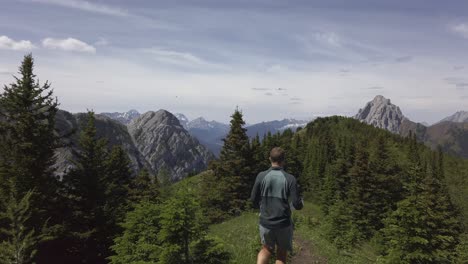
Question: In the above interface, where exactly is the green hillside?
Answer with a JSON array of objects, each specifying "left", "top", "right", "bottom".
[{"left": 174, "top": 115, "right": 468, "bottom": 263}]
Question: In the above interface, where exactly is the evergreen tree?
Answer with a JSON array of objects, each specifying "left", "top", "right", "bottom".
[
  {"left": 109, "top": 201, "right": 162, "bottom": 264},
  {"left": 103, "top": 145, "right": 132, "bottom": 223},
  {"left": 158, "top": 189, "right": 229, "bottom": 264},
  {"left": 128, "top": 169, "right": 160, "bottom": 204},
  {"left": 342, "top": 144, "right": 375, "bottom": 240},
  {"left": 213, "top": 108, "right": 254, "bottom": 213},
  {"left": 368, "top": 136, "right": 402, "bottom": 230},
  {"left": 0, "top": 54, "right": 59, "bottom": 247},
  {"left": 381, "top": 158, "right": 461, "bottom": 264},
  {"left": 110, "top": 189, "right": 229, "bottom": 264},
  {"left": 251, "top": 133, "right": 264, "bottom": 174},
  {"left": 0, "top": 186, "right": 51, "bottom": 264},
  {"left": 62, "top": 111, "right": 109, "bottom": 263}
]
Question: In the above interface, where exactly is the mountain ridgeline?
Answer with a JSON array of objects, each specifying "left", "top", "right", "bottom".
[
  {"left": 55, "top": 109, "right": 213, "bottom": 181},
  {"left": 104, "top": 110, "right": 308, "bottom": 156},
  {"left": 1, "top": 56, "right": 466, "bottom": 264},
  {"left": 355, "top": 95, "right": 468, "bottom": 158}
]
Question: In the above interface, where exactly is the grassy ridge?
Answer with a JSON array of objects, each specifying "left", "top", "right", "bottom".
[{"left": 208, "top": 201, "right": 378, "bottom": 264}]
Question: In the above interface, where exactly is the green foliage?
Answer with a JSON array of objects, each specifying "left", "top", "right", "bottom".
[
  {"left": 0, "top": 187, "right": 51, "bottom": 264},
  {"left": 191, "top": 236, "right": 231, "bottom": 264},
  {"left": 294, "top": 116, "right": 464, "bottom": 262},
  {"left": 109, "top": 201, "right": 162, "bottom": 264},
  {"left": 128, "top": 169, "right": 160, "bottom": 204},
  {"left": 209, "top": 108, "right": 254, "bottom": 217},
  {"left": 380, "top": 163, "right": 461, "bottom": 263},
  {"left": 61, "top": 111, "right": 133, "bottom": 262},
  {"left": 0, "top": 54, "right": 60, "bottom": 261},
  {"left": 110, "top": 188, "right": 229, "bottom": 264}
]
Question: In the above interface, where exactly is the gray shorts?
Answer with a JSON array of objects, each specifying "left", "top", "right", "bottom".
[{"left": 259, "top": 224, "right": 293, "bottom": 252}]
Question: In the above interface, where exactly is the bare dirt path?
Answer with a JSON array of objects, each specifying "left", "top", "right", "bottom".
[{"left": 291, "top": 236, "right": 327, "bottom": 264}]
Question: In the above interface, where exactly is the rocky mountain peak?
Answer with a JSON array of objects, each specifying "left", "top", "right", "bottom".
[
  {"left": 175, "top": 113, "right": 189, "bottom": 129},
  {"left": 354, "top": 95, "right": 406, "bottom": 133},
  {"left": 439, "top": 110, "right": 468, "bottom": 123},
  {"left": 128, "top": 110, "right": 213, "bottom": 181},
  {"left": 133, "top": 110, "right": 183, "bottom": 129}
]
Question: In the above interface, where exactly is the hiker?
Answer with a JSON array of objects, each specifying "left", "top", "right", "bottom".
[{"left": 250, "top": 147, "right": 304, "bottom": 264}]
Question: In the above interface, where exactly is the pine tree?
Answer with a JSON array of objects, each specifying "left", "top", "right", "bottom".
[
  {"left": 368, "top": 136, "right": 402, "bottom": 231},
  {"left": 158, "top": 189, "right": 205, "bottom": 264},
  {"left": 0, "top": 54, "right": 59, "bottom": 241},
  {"left": 381, "top": 155, "right": 461, "bottom": 264},
  {"left": 110, "top": 189, "right": 229, "bottom": 264},
  {"left": 214, "top": 108, "right": 254, "bottom": 213},
  {"left": 104, "top": 145, "right": 132, "bottom": 212},
  {"left": 100, "top": 145, "right": 133, "bottom": 258},
  {"left": 62, "top": 111, "right": 108, "bottom": 263},
  {"left": 158, "top": 189, "right": 230, "bottom": 264},
  {"left": 346, "top": 144, "right": 375, "bottom": 240},
  {"left": 0, "top": 185, "right": 51, "bottom": 264},
  {"left": 128, "top": 169, "right": 160, "bottom": 204},
  {"left": 109, "top": 200, "right": 162, "bottom": 264},
  {"left": 251, "top": 133, "right": 264, "bottom": 174}
]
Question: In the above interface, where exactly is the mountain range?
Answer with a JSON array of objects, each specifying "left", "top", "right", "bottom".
[
  {"left": 102, "top": 110, "right": 308, "bottom": 156},
  {"left": 56, "top": 95, "right": 466, "bottom": 183},
  {"left": 355, "top": 95, "right": 468, "bottom": 158},
  {"left": 55, "top": 109, "right": 213, "bottom": 181}
]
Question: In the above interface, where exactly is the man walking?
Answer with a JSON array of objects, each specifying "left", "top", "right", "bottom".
[{"left": 251, "top": 147, "right": 304, "bottom": 264}]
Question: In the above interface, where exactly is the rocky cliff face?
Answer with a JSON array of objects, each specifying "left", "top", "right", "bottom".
[
  {"left": 54, "top": 109, "right": 213, "bottom": 181},
  {"left": 439, "top": 111, "right": 468, "bottom": 123},
  {"left": 128, "top": 110, "right": 214, "bottom": 181},
  {"left": 54, "top": 110, "right": 148, "bottom": 176},
  {"left": 354, "top": 95, "right": 406, "bottom": 134}
]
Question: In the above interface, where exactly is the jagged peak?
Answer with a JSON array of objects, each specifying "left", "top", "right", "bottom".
[
  {"left": 135, "top": 109, "right": 182, "bottom": 127},
  {"left": 354, "top": 95, "right": 406, "bottom": 134}
]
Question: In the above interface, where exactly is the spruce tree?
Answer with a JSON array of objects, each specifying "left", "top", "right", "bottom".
[
  {"left": 346, "top": 144, "right": 375, "bottom": 240},
  {"left": 0, "top": 54, "right": 59, "bottom": 237},
  {"left": 251, "top": 133, "right": 264, "bottom": 174},
  {"left": 381, "top": 155, "right": 461, "bottom": 263},
  {"left": 128, "top": 169, "right": 160, "bottom": 204},
  {"left": 214, "top": 108, "right": 253, "bottom": 213},
  {"left": 109, "top": 200, "right": 162, "bottom": 264},
  {"left": 368, "top": 136, "right": 402, "bottom": 230},
  {"left": 62, "top": 111, "right": 108, "bottom": 263},
  {"left": 0, "top": 185, "right": 51, "bottom": 264},
  {"left": 158, "top": 189, "right": 229, "bottom": 264}
]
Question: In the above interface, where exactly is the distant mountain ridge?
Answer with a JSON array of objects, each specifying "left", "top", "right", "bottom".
[
  {"left": 355, "top": 95, "right": 468, "bottom": 158},
  {"left": 55, "top": 109, "right": 213, "bottom": 181},
  {"left": 439, "top": 111, "right": 468, "bottom": 123},
  {"left": 245, "top": 118, "right": 309, "bottom": 138},
  {"left": 101, "top": 109, "right": 140, "bottom": 124}
]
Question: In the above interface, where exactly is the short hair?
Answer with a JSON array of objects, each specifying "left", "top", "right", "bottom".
[{"left": 270, "top": 147, "right": 285, "bottom": 163}]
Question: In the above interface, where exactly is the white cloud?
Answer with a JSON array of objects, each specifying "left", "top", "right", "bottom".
[
  {"left": 30, "top": 0, "right": 128, "bottom": 17},
  {"left": 0, "top": 35, "right": 35, "bottom": 51},
  {"left": 95, "top": 37, "right": 109, "bottom": 46},
  {"left": 142, "top": 47, "right": 222, "bottom": 69},
  {"left": 42, "top": 38, "right": 96, "bottom": 53},
  {"left": 314, "top": 31, "right": 341, "bottom": 47},
  {"left": 451, "top": 23, "right": 468, "bottom": 38}
]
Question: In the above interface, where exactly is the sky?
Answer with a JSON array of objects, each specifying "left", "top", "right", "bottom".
[{"left": 1, "top": 0, "right": 468, "bottom": 124}]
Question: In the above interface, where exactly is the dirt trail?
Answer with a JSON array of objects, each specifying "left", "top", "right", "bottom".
[{"left": 291, "top": 236, "right": 327, "bottom": 264}]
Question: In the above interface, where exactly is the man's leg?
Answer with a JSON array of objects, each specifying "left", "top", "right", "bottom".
[
  {"left": 275, "top": 248, "right": 287, "bottom": 264},
  {"left": 258, "top": 225, "right": 275, "bottom": 264},
  {"left": 257, "top": 245, "right": 272, "bottom": 264},
  {"left": 275, "top": 225, "right": 293, "bottom": 264}
]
